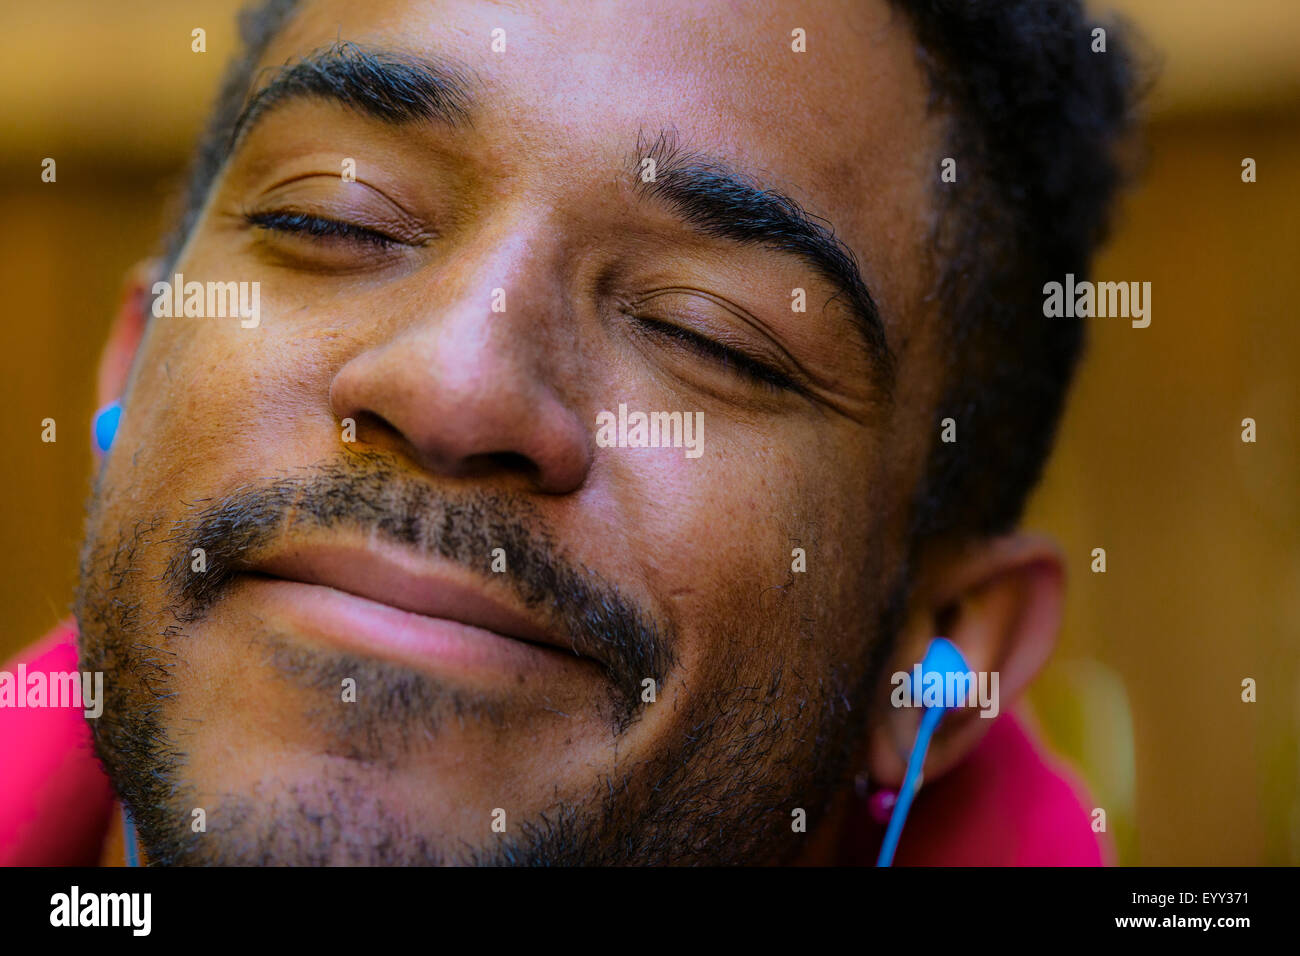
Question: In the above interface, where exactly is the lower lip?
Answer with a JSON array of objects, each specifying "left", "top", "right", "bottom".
[{"left": 240, "top": 576, "right": 590, "bottom": 681}]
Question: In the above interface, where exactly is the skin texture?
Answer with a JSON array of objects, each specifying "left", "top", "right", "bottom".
[{"left": 78, "top": 0, "right": 1065, "bottom": 865}]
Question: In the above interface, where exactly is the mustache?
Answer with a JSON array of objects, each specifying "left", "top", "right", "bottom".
[{"left": 159, "top": 449, "right": 675, "bottom": 730}]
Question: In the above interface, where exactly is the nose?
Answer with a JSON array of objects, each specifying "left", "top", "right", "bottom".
[{"left": 328, "top": 236, "right": 592, "bottom": 495}]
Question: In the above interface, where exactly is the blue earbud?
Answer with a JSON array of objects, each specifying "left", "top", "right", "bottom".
[
  {"left": 93, "top": 401, "right": 122, "bottom": 452},
  {"left": 876, "top": 637, "right": 971, "bottom": 867}
]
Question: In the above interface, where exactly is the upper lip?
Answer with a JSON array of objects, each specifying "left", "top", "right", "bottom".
[{"left": 248, "top": 539, "right": 579, "bottom": 659}]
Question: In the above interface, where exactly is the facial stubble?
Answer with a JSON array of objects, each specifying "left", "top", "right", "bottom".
[{"left": 75, "top": 449, "right": 895, "bottom": 864}]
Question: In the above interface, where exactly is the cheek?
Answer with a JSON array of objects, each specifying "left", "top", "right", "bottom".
[
  {"left": 110, "top": 316, "right": 347, "bottom": 513},
  {"left": 587, "top": 426, "right": 873, "bottom": 684}
]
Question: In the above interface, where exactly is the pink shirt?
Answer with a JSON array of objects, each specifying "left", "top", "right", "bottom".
[{"left": 1, "top": 620, "right": 1109, "bottom": 865}]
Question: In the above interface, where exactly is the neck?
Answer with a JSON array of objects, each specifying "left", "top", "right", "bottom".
[
  {"left": 100, "top": 801, "right": 148, "bottom": 867},
  {"left": 786, "top": 784, "right": 858, "bottom": 865},
  {"left": 98, "top": 800, "right": 127, "bottom": 866}
]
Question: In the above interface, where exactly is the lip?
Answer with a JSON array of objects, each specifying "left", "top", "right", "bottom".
[{"left": 241, "top": 540, "right": 592, "bottom": 679}]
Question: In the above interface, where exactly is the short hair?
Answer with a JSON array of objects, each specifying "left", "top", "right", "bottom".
[
  {"left": 886, "top": 0, "right": 1140, "bottom": 545},
  {"left": 161, "top": 0, "right": 1139, "bottom": 548}
]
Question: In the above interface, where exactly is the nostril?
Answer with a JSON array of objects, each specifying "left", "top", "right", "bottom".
[
  {"left": 335, "top": 409, "right": 403, "bottom": 451},
  {"left": 479, "top": 450, "right": 537, "bottom": 477},
  {"left": 348, "top": 410, "right": 398, "bottom": 440}
]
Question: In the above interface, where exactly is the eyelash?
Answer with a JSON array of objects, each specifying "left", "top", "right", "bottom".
[
  {"left": 244, "top": 210, "right": 402, "bottom": 248},
  {"left": 634, "top": 316, "right": 795, "bottom": 393},
  {"left": 245, "top": 213, "right": 792, "bottom": 393}
]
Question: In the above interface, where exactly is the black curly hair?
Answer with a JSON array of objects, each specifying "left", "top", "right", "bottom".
[
  {"left": 886, "top": 0, "right": 1140, "bottom": 547},
  {"left": 161, "top": 0, "right": 1140, "bottom": 549}
]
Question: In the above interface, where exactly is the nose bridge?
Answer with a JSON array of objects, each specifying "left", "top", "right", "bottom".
[
  {"left": 328, "top": 199, "right": 592, "bottom": 494},
  {"left": 418, "top": 201, "right": 570, "bottom": 375}
]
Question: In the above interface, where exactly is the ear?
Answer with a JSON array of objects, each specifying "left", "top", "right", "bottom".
[
  {"left": 863, "top": 531, "right": 1065, "bottom": 788},
  {"left": 96, "top": 259, "right": 157, "bottom": 408}
]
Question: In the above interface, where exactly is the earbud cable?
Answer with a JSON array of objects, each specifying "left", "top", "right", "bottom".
[{"left": 876, "top": 701, "right": 943, "bottom": 867}]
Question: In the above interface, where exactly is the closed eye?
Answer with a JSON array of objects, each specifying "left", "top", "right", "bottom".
[
  {"left": 633, "top": 315, "right": 797, "bottom": 393},
  {"left": 244, "top": 210, "right": 405, "bottom": 248}
]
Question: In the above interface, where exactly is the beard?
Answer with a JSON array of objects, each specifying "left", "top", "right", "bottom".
[{"left": 75, "top": 447, "right": 895, "bottom": 865}]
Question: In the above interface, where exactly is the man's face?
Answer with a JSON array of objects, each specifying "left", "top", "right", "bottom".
[{"left": 78, "top": 0, "right": 944, "bottom": 864}]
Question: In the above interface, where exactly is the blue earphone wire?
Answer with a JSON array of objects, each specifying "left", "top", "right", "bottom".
[
  {"left": 876, "top": 705, "right": 942, "bottom": 866},
  {"left": 876, "top": 637, "right": 969, "bottom": 867},
  {"left": 122, "top": 806, "right": 140, "bottom": 867}
]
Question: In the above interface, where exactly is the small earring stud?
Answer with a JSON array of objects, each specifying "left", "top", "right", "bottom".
[{"left": 867, "top": 787, "right": 897, "bottom": 825}]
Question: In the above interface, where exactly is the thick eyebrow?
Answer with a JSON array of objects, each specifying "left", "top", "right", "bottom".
[
  {"left": 228, "top": 41, "right": 477, "bottom": 155},
  {"left": 631, "top": 129, "right": 895, "bottom": 391}
]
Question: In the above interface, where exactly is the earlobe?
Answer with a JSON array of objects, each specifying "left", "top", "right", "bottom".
[
  {"left": 96, "top": 259, "right": 158, "bottom": 408},
  {"left": 860, "top": 532, "right": 1066, "bottom": 789}
]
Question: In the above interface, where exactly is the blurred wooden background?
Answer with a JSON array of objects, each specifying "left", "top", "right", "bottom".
[{"left": 0, "top": 0, "right": 1296, "bottom": 864}]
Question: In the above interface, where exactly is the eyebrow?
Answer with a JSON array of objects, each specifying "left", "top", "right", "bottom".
[
  {"left": 228, "top": 41, "right": 477, "bottom": 153},
  {"left": 632, "top": 129, "right": 895, "bottom": 390}
]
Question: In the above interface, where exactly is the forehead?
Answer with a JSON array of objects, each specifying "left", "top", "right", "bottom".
[{"left": 259, "top": 0, "right": 942, "bottom": 338}]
